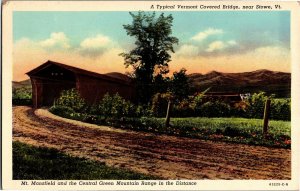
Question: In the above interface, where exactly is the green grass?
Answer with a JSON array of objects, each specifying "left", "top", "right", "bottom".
[
  {"left": 13, "top": 141, "right": 158, "bottom": 180},
  {"left": 170, "top": 117, "right": 290, "bottom": 137},
  {"left": 109, "top": 117, "right": 290, "bottom": 148},
  {"left": 49, "top": 105, "right": 291, "bottom": 148}
]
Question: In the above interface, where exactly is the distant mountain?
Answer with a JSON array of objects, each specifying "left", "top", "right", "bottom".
[
  {"left": 12, "top": 79, "right": 31, "bottom": 89},
  {"left": 188, "top": 70, "right": 291, "bottom": 97},
  {"left": 12, "top": 70, "right": 291, "bottom": 98}
]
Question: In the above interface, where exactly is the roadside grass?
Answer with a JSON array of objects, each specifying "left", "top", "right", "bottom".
[
  {"left": 48, "top": 107, "right": 291, "bottom": 148},
  {"left": 13, "top": 141, "right": 158, "bottom": 180},
  {"left": 170, "top": 117, "right": 290, "bottom": 137},
  {"left": 104, "top": 117, "right": 291, "bottom": 148}
]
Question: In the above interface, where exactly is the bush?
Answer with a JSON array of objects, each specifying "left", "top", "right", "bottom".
[
  {"left": 49, "top": 105, "right": 75, "bottom": 118},
  {"left": 150, "top": 93, "right": 170, "bottom": 117},
  {"left": 173, "top": 99, "right": 195, "bottom": 117},
  {"left": 245, "top": 92, "right": 290, "bottom": 121},
  {"left": 54, "top": 88, "right": 86, "bottom": 112},
  {"left": 97, "top": 93, "right": 136, "bottom": 119},
  {"left": 12, "top": 87, "right": 32, "bottom": 105},
  {"left": 13, "top": 87, "right": 32, "bottom": 100},
  {"left": 49, "top": 105, "right": 88, "bottom": 121},
  {"left": 199, "top": 101, "right": 231, "bottom": 117},
  {"left": 270, "top": 99, "right": 291, "bottom": 121}
]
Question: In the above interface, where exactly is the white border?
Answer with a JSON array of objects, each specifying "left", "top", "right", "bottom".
[{"left": 2, "top": 1, "right": 300, "bottom": 190}]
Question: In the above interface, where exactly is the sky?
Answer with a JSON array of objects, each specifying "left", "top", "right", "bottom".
[{"left": 13, "top": 11, "right": 290, "bottom": 81}]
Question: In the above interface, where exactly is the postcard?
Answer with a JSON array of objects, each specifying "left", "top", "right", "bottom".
[{"left": 2, "top": 0, "right": 300, "bottom": 190}]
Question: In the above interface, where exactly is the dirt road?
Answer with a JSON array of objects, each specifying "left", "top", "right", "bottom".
[{"left": 13, "top": 106, "right": 290, "bottom": 179}]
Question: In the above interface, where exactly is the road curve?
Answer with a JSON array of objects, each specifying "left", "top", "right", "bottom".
[{"left": 13, "top": 106, "right": 291, "bottom": 179}]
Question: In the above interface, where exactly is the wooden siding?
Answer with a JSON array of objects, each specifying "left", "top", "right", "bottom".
[
  {"left": 27, "top": 60, "right": 135, "bottom": 108},
  {"left": 76, "top": 74, "right": 135, "bottom": 105}
]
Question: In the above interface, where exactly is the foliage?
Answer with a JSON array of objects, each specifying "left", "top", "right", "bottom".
[
  {"left": 50, "top": 103, "right": 291, "bottom": 148},
  {"left": 270, "top": 98, "right": 291, "bottom": 121},
  {"left": 49, "top": 105, "right": 76, "bottom": 118},
  {"left": 189, "top": 88, "right": 211, "bottom": 112},
  {"left": 13, "top": 87, "right": 32, "bottom": 99},
  {"left": 199, "top": 101, "right": 231, "bottom": 117},
  {"left": 120, "top": 11, "right": 179, "bottom": 104},
  {"left": 12, "top": 87, "right": 32, "bottom": 105},
  {"left": 244, "top": 92, "right": 290, "bottom": 121},
  {"left": 172, "top": 91, "right": 290, "bottom": 120},
  {"left": 54, "top": 88, "right": 86, "bottom": 112},
  {"left": 87, "top": 117, "right": 290, "bottom": 148},
  {"left": 97, "top": 93, "right": 137, "bottom": 119},
  {"left": 13, "top": 141, "right": 157, "bottom": 180},
  {"left": 170, "top": 68, "right": 190, "bottom": 101},
  {"left": 150, "top": 92, "right": 173, "bottom": 117},
  {"left": 152, "top": 74, "right": 170, "bottom": 94},
  {"left": 173, "top": 99, "right": 194, "bottom": 117}
]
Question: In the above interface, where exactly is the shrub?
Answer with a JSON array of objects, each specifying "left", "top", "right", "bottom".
[
  {"left": 49, "top": 105, "right": 75, "bottom": 118},
  {"left": 12, "top": 87, "right": 32, "bottom": 105},
  {"left": 270, "top": 99, "right": 291, "bottom": 121},
  {"left": 245, "top": 92, "right": 273, "bottom": 119},
  {"left": 200, "top": 101, "right": 231, "bottom": 117},
  {"left": 230, "top": 101, "right": 248, "bottom": 117},
  {"left": 54, "top": 89, "right": 86, "bottom": 112},
  {"left": 173, "top": 99, "right": 194, "bottom": 117},
  {"left": 13, "top": 87, "right": 32, "bottom": 100},
  {"left": 150, "top": 93, "right": 169, "bottom": 117},
  {"left": 245, "top": 92, "right": 290, "bottom": 120},
  {"left": 97, "top": 93, "right": 136, "bottom": 119}
]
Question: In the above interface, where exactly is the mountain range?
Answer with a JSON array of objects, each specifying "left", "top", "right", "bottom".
[
  {"left": 12, "top": 69, "right": 291, "bottom": 98},
  {"left": 188, "top": 69, "right": 291, "bottom": 97}
]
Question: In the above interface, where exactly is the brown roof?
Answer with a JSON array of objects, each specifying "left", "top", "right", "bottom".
[{"left": 26, "top": 60, "right": 133, "bottom": 86}]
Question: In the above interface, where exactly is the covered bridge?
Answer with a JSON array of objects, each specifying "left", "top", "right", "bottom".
[{"left": 26, "top": 60, "right": 135, "bottom": 108}]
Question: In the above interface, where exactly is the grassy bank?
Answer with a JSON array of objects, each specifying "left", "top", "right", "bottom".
[
  {"left": 13, "top": 141, "right": 157, "bottom": 180},
  {"left": 50, "top": 104, "right": 291, "bottom": 148},
  {"left": 113, "top": 117, "right": 291, "bottom": 148}
]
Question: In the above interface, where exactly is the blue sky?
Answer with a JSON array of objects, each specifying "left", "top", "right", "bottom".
[
  {"left": 13, "top": 11, "right": 290, "bottom": 81},
  {"left": 14, "top": 11, "right": 290, "bottom": 45}
]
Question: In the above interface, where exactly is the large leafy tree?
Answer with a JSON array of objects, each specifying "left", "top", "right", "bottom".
[
  {"left": 170, "top": 68, "right": 190, "bottom": 101},
  {"left": 120, "top": 11, "right": 178, "bottom": 104}
]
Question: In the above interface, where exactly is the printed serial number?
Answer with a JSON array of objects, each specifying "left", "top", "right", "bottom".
[{"left": 269, "top": 183, "right": 288, "bottom": 186}]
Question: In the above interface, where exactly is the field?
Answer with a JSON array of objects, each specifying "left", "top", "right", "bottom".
[{"left": 13, "top": 106, "right": 291, "bottom": 179}]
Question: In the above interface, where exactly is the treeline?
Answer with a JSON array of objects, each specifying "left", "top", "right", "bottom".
[{"left": 50, "top": 89, "right": 290, "bottom": 121}]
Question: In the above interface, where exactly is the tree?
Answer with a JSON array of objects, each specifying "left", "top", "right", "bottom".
[
  {"left": 153, "top": 74, "right": 170, "bottom": 94},
  {"left": 120, "top": 11, "right": 178, "bottom": 104},
  {"left": 170, "top": 68, "right": 190, "bottom": 101}
]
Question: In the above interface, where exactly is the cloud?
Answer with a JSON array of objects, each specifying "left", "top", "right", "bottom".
[
  {"left": 40, "top": 32, "right": 70, "bottom": 49},
  {"left": 206, "top": 40, "right": 237, "bottom": 53},
  {"left": 80, "top": 34, "right": 111, "bottom": 49},
  {"left": 170, "top": 45, "right": 290, "bottom": 75},
  {"left": 191, "top": 28, "right": 223, "bottom": 42},
  {"left": 13, "top": 34, "right": 127, "bottom": 81},
  {"left": 176, "top": 44, "right": 199, "bottom": 57},
  {"left": 227, "top": 40, "right": 237, "bottom": 46},
  {"left": 79, "top": 34, "right": 115, "bottom": 58}
]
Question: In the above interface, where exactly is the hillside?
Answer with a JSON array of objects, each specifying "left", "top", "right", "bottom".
[
  {"left": 188, "top": 70, "right": 291, "bottom": 97},
  {"left": 12, "top": 79, "right": 31, "bottom": 89},
  {"left": 12, "top": 70, "right": 291, "bottom": 98}
]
